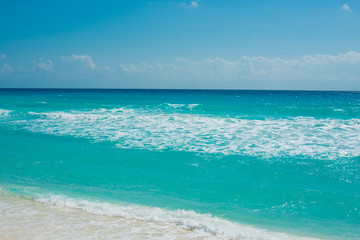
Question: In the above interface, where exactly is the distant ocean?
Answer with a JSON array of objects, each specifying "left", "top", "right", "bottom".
[{"left": 0, "top": 89, "right": 359, "bottom": 239}]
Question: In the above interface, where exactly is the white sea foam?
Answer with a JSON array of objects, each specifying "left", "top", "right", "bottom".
[
  {"left": 0, "top": 109, "right": 11, "bottom": 117},
  {"left": 0, "top": 195, "right": 219, "bottom": 240},
  {"left": 15, "top": 193, "right": 316, "bottom": 240},
  {"left": 14, "top": 108, "right": 360, "bottom": 159},
  {"left": 165, "top": 103, "right": 199, "bottom": 110}
]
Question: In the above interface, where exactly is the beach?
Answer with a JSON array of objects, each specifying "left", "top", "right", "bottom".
[
  {"left": 0, "top": 195, "right": 220, "bottom": 240},
  {"left": 0, "top": 194, "right": 322, "bottom": 240},
  {"left": 2, "top": 0, "right": 360, "bottom": 238}
]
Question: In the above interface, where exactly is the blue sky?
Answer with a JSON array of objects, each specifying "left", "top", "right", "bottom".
[{"left": 1, "top": 0, "right": 360, "bottom": 90}]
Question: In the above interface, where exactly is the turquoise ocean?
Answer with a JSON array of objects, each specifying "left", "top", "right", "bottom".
[{"left": 0, "top": 89, "right": 359, "bottom": 239}]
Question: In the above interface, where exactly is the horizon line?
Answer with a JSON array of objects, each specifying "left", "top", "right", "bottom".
[{"left": 0, "top": 87, "right": 359, "bottom": 92}]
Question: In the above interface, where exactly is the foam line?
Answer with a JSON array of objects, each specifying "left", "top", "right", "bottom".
[
  {"left": 28, "top": 193, "right": 318, "bottom": 240},
  {"left": 0, "top": 109, "right": 12, "bottom": 117},
  {"left": 19, "top": 108, "right": 360, "bottom": 159}
]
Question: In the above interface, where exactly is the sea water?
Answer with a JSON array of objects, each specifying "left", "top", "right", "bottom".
[{"left": 0, "top": 89, "right": 359, "bottom": 239}]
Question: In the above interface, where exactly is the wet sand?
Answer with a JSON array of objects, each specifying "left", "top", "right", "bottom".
[{"left": 0, "top": 196, "right": 222, "bottom": 240}]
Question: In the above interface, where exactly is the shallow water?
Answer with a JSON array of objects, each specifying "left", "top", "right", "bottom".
[{"left": 0, "top": 89, "right": 359, "bottom": 239}]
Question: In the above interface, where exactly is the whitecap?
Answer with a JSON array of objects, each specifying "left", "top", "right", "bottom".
[
  {"left": 0, "top": 109, "right": 12, "bottom": 117},
  {"left": 13, "top": 108, "right": 360, "bottom": 159}
]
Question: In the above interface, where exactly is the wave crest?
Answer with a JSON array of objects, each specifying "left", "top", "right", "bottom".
[
  {"left": 0, "top": 109, "right": 12, "bottom": 117},
  {"left": 10, "top": 108, "right": 360, "bottom": 159}
]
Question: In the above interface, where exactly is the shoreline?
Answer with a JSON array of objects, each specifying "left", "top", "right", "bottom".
[
  {"left": 1, "top": 90, "right": 357, "bottom": 240},
  {"left": 0, "top": 194, "right": 321, "bottom": 240},
  {"left": 0, "top": 195, "right": 220, "bottom": 240}
]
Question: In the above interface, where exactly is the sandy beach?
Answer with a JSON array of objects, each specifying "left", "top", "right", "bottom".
[{"left": 0, "top": 195, "right": 221, "bottom": 240}]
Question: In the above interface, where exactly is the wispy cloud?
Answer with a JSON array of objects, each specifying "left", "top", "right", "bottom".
[
  {"left": 118, "top": 51, "right": 360, "bottom": 83},
  {"left": 1, "top": 63, "right": 12, "bottom": 73},
  {"left": 342, "top": 3, "right": 352, "bottom": 12},
  {"left": 61, "top": 54, "right": 97, "bottom": 69},
  {"left": 31, "top": 59, "right": 54, "bottom": 72},
  {"left": 120, "top": 62, "right": 162, "bottom": 73},
  {"left": 172, "top": 52, "right": 360, "bottom": 78},
  {"left": 61, "top": 54, "right": 110, "bottom": 71},
  {"left": 0, "top": 54, "right": 13, "bottom": 73},
  {"left": 2, "top": 52, "right": 360, "bottom": 89},
  {"left": 181, "top": 1, "right": 199, "bottom": 9}
]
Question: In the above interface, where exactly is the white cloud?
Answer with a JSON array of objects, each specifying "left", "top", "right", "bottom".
[
  {"left": 179, "top": 51, "right": 360, "bottom": 73},
  {"left": 0, "top": 54, "right": 6, "bottom": 60},
  {"left": 32, "top": 59, "right": 54, "bottom": 72},
  {"left": 119, "top": 51, "right": 360, "bottom": 84},
  {"left": 2, "top": 51, "right": 360, "bottom": 89},
  {"left": 1, "top": 63, "right": 13, "bottom": 73},
  {"left": 181, "top": 1, "right": 199, "bottom": 9},
  {"left": 120, "top": 62, "right": 162, "bottom": 73},
  {"left": 61, "top": 54, "right": 110, "bottom": 71},
  {"left": 61, "top": 54, "right": 97, "bottom": 69},
  {"left": 342, "top": 3, "right": 352, "bottom": 12}
]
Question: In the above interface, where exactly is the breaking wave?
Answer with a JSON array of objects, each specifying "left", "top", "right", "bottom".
[
  {"left": 0, "top": 187, "right": 318, "bottom": 240},
  {"left": 0, "top": 109, "right": 12, "bottom": 117},
  {"left": 3, "top": 107, "right": 359, "bottom": 159}
]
